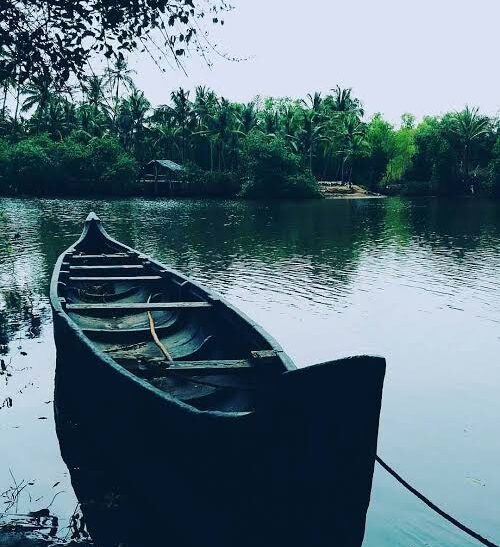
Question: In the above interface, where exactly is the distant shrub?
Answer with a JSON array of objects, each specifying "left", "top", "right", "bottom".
[
  {"left": 7, "top": 139, "right": 52, "bottom": 194},
  {"left": 179, "top": 163, "right": 241, "bottom": 197},
  {"left": 82, "top": 137, "right": 138, "bottom": 195},
  {"left": 485, "top": 137, "right": 500, "bottom": 197},
  {"left": 239, "top": 132, "right": 320, "bottom": 199},
  {"left": 0, "top": 139, "right": 9, "bottom": 192}
]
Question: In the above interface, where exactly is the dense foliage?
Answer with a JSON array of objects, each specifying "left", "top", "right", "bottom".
[
  {"left": 0, "top": 65, "right": 499, "bottom": 198},
  {"left": 0, "top": 0, "right": 229, "bottom": 86}
]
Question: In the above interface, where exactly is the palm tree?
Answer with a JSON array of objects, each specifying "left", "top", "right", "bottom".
[
  {"left": 236, "top": 102, "right": 257, "bottom": 135},
  {"left": 297, "top": 109, "right": 323, "bottom": 172},
  {"left": 204, "top": 98, "right": 237, "bottom": 170},
  {"left": 452, "top": 106, "right": 490, "bottom": 192},
  {"left": 82, "top": 74, "right": 109, "bottom": 112},
  {"left": 261, "top": 109, "right": 279, "bottom": 136},
  {"left": 127, "top": 89, "right": 151, "bottom": 157},
  {"left": 21, "top": 76, "right": 53, "bottom": 114},
  {"left": 303, "top": 91, "right": 322, "bottom": 113},
  {"left": 337, "top": 114, "right": 367, "bottom": 186},
  {"left": 193, "top": 86, "right": 217, "bottom": 130},
  {"left": 168, "top": 88, "right": 193, "bottom": 162},
  {"left": 280, "top": 105, "right": 299, "bottom": 151},
  {"left": 104, "top": 58, "right": 136, "bottom": 102},
  {"left": 192, "top": 86, "right": 218, "bottom": 168},
  {"left": 329, "top": 86, "right": 364, "bottom": 117},
  {"left": 29, "top": 96, "right": 68, "bottom": 139}
]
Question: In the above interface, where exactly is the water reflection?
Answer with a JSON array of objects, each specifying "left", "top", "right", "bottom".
[
  {"left": 0, "top": 196, "right": 499, "bottom": 546},
  {"left": 54, "top": 374, "right": 152, "bottom": 547}
]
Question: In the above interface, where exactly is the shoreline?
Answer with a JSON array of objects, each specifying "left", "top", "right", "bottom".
[{"left": 317, "top": 182, "right": 385, "bottom": 199}]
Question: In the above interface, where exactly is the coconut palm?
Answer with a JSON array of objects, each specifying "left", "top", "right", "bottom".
[
  {"left": 168, "top": 88, "right": 193, "bottom": 162},
  {"left": 452, "top": 106, "right": 490, "bottom": 191},
  {"left": 193, "top": 86, "right": 217, "bottom": 130},
  {"left": 82, "top": 74, "right": 109, "bottom": 113},
  {"left": 297, "top": 109, "right": 324, "bottom": 172},
  {"left": 236, "top": 102, "right": 257, "bottom": 135},
  {"left": 329, "top": 86, "right": 364, "bottom": 117},
  {"left": 303, "top": 91, "right": 323, "bottom": 114},
  {"left": 21, "top": 76, "right": 53, "bottom": 114},
  {"left": 127, "top": 89, "right": 151, "bottom": 158},
  {"left": 204, "top": 98, "right": 237, "bottom": 170},
  {"left": 104, "top": 58, "right": 136, "bottom": 102},
  {"left": 337, "top": 113, "right": 368, "bottom": 185}
]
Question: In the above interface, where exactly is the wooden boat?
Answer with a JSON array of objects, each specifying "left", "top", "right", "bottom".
[{"left": 51, "top": 212, "right": 386, "bottom": 547}]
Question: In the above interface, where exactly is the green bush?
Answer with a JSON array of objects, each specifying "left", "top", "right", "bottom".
[
  {"left": 81, "top": 137, "right": 138, "bottom": 195},
  {"left": 179, "top": 163, "right": 241, "bottom": 197},
  {"left": 0, "top": 139, "right": 10, "bottom": 192},
  {"left": 485, "top": 137, "right": 500, "bottom": 197},
  {"left": 239, "top": 133, "right": 320, "bottom": 199},
  {"left": 7, "top": 139, "right": 52, "bottom": 194}
]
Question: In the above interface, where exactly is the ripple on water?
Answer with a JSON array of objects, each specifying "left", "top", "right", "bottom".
[{"left": 0, "top": 196, "right": 499, "bottom": 546}]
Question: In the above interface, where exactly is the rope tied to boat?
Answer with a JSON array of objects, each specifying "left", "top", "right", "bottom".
[{"left": 376, "top": 455, "right": 499, "bottom": 547}]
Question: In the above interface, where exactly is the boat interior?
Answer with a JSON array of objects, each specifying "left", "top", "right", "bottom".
[{"left": 57, "top": 232, "right": 286, "bottom": 413}]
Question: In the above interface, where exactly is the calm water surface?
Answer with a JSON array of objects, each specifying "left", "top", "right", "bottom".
[{"left": 0, "top": 196, "right": 499, "bottom": 545}]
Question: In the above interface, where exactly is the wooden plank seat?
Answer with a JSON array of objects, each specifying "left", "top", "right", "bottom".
[
  {"left": 70, "top": 253, "right": 132, "bottom": 259},
  {"left": 68, "top": 276, "right": 163, "bottom": 282},
  {"left": 116, "top": 358, "right": 254, "bottom": 377},
  {"left": 69, "top": 265, "right": 146, "bottom": 270},
  {"left": 67, "top": 301, "right": 212, "bottom": 311}
]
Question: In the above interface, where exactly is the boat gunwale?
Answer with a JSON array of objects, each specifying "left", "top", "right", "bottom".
[{"left": 50, "top": 212, "right": 296, "bottom": 419}]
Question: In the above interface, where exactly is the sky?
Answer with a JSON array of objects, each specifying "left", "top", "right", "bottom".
[{"left": 130, "top": 0, "right": 500, "bottom": 124}]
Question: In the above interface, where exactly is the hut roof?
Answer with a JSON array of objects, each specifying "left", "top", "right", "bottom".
[{"left": 148, "top": 159, "right": 184, "bottom": 172}]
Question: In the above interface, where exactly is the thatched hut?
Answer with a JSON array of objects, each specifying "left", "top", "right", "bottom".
[{"left": 142, "top": 159, "right": 184, "bottom": 195}]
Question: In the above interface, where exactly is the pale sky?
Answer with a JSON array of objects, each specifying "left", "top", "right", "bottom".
[{"left": 130, "top": 0, "right": 500, "bottom": 124}]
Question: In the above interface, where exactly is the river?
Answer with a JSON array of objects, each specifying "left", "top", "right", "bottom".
[{"left": 0, "top": 196, "right": 499, "bottom": 546}]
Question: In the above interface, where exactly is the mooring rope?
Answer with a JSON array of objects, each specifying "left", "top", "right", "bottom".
[{"left": 376, "top": 456, "right": 499, "bottom": 547}]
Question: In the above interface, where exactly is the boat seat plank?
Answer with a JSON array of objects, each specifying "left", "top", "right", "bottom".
[
  {"left": 117, "top": 358, "right": 254, "bottom": 376},
  {"left": 67, "top": 302, "right": 212, "bottom": 311},
  {"left": 68, "top": 276, "right": 163, "bottom": 282},
  {"left": 69, "top": 265, "right": 145, "bottom": 270},
  {"left": 71, "top": 253, "right": 132, "bottom": 259}
]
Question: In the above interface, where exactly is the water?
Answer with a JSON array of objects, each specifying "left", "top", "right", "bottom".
[{"left": 0, "top": 196, "right": 499, "bottom": 545}]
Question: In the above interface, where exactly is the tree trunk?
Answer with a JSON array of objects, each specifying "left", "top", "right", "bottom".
[
  {"left": 463, "top": 143, "right": 470, "bottom": 190},
  {"left": 2, "top": 84, "right": 7, "bottom": 118},
  {"left": 14, "top": 76, "right": 20, "bottom": 123}
]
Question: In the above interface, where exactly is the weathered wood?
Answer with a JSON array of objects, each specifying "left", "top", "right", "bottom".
[
  {"left": 69, "top": 264, "right": 145, "bottom": 270},
  {"left": 69, "top": 276, "right": 163, "bottom": 282},
  {"left": 120, "top": 359, "right": 254, "bottom": 372},
  {"left": 71, "top": 253, "right": 131, "bottom": 259},
  {"left": 251, "top": 349, "right": 280, "bottom": 360},
  {"left": 67, "top": 301, "right": 212, "bottom": 311}
]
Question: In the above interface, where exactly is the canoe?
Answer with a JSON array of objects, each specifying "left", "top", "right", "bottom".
[{"left": 51, "top": 212, "right": 386, "bottom": 547}]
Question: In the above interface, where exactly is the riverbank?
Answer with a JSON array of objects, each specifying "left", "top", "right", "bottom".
[{"left": 317, "top": 181, "right": 384, "bottom": 198}]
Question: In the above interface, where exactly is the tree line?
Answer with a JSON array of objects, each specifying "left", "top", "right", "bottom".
[{"left": 0, "top": 60, "right": 499, "bottom": 198}]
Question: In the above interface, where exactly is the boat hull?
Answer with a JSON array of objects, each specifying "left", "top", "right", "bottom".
[
  {"left": 51, "top": 213, "right": 386, "bottom": 547},
  {"left": 54, "top": 310, "right": 385, "bottom": 547}
]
